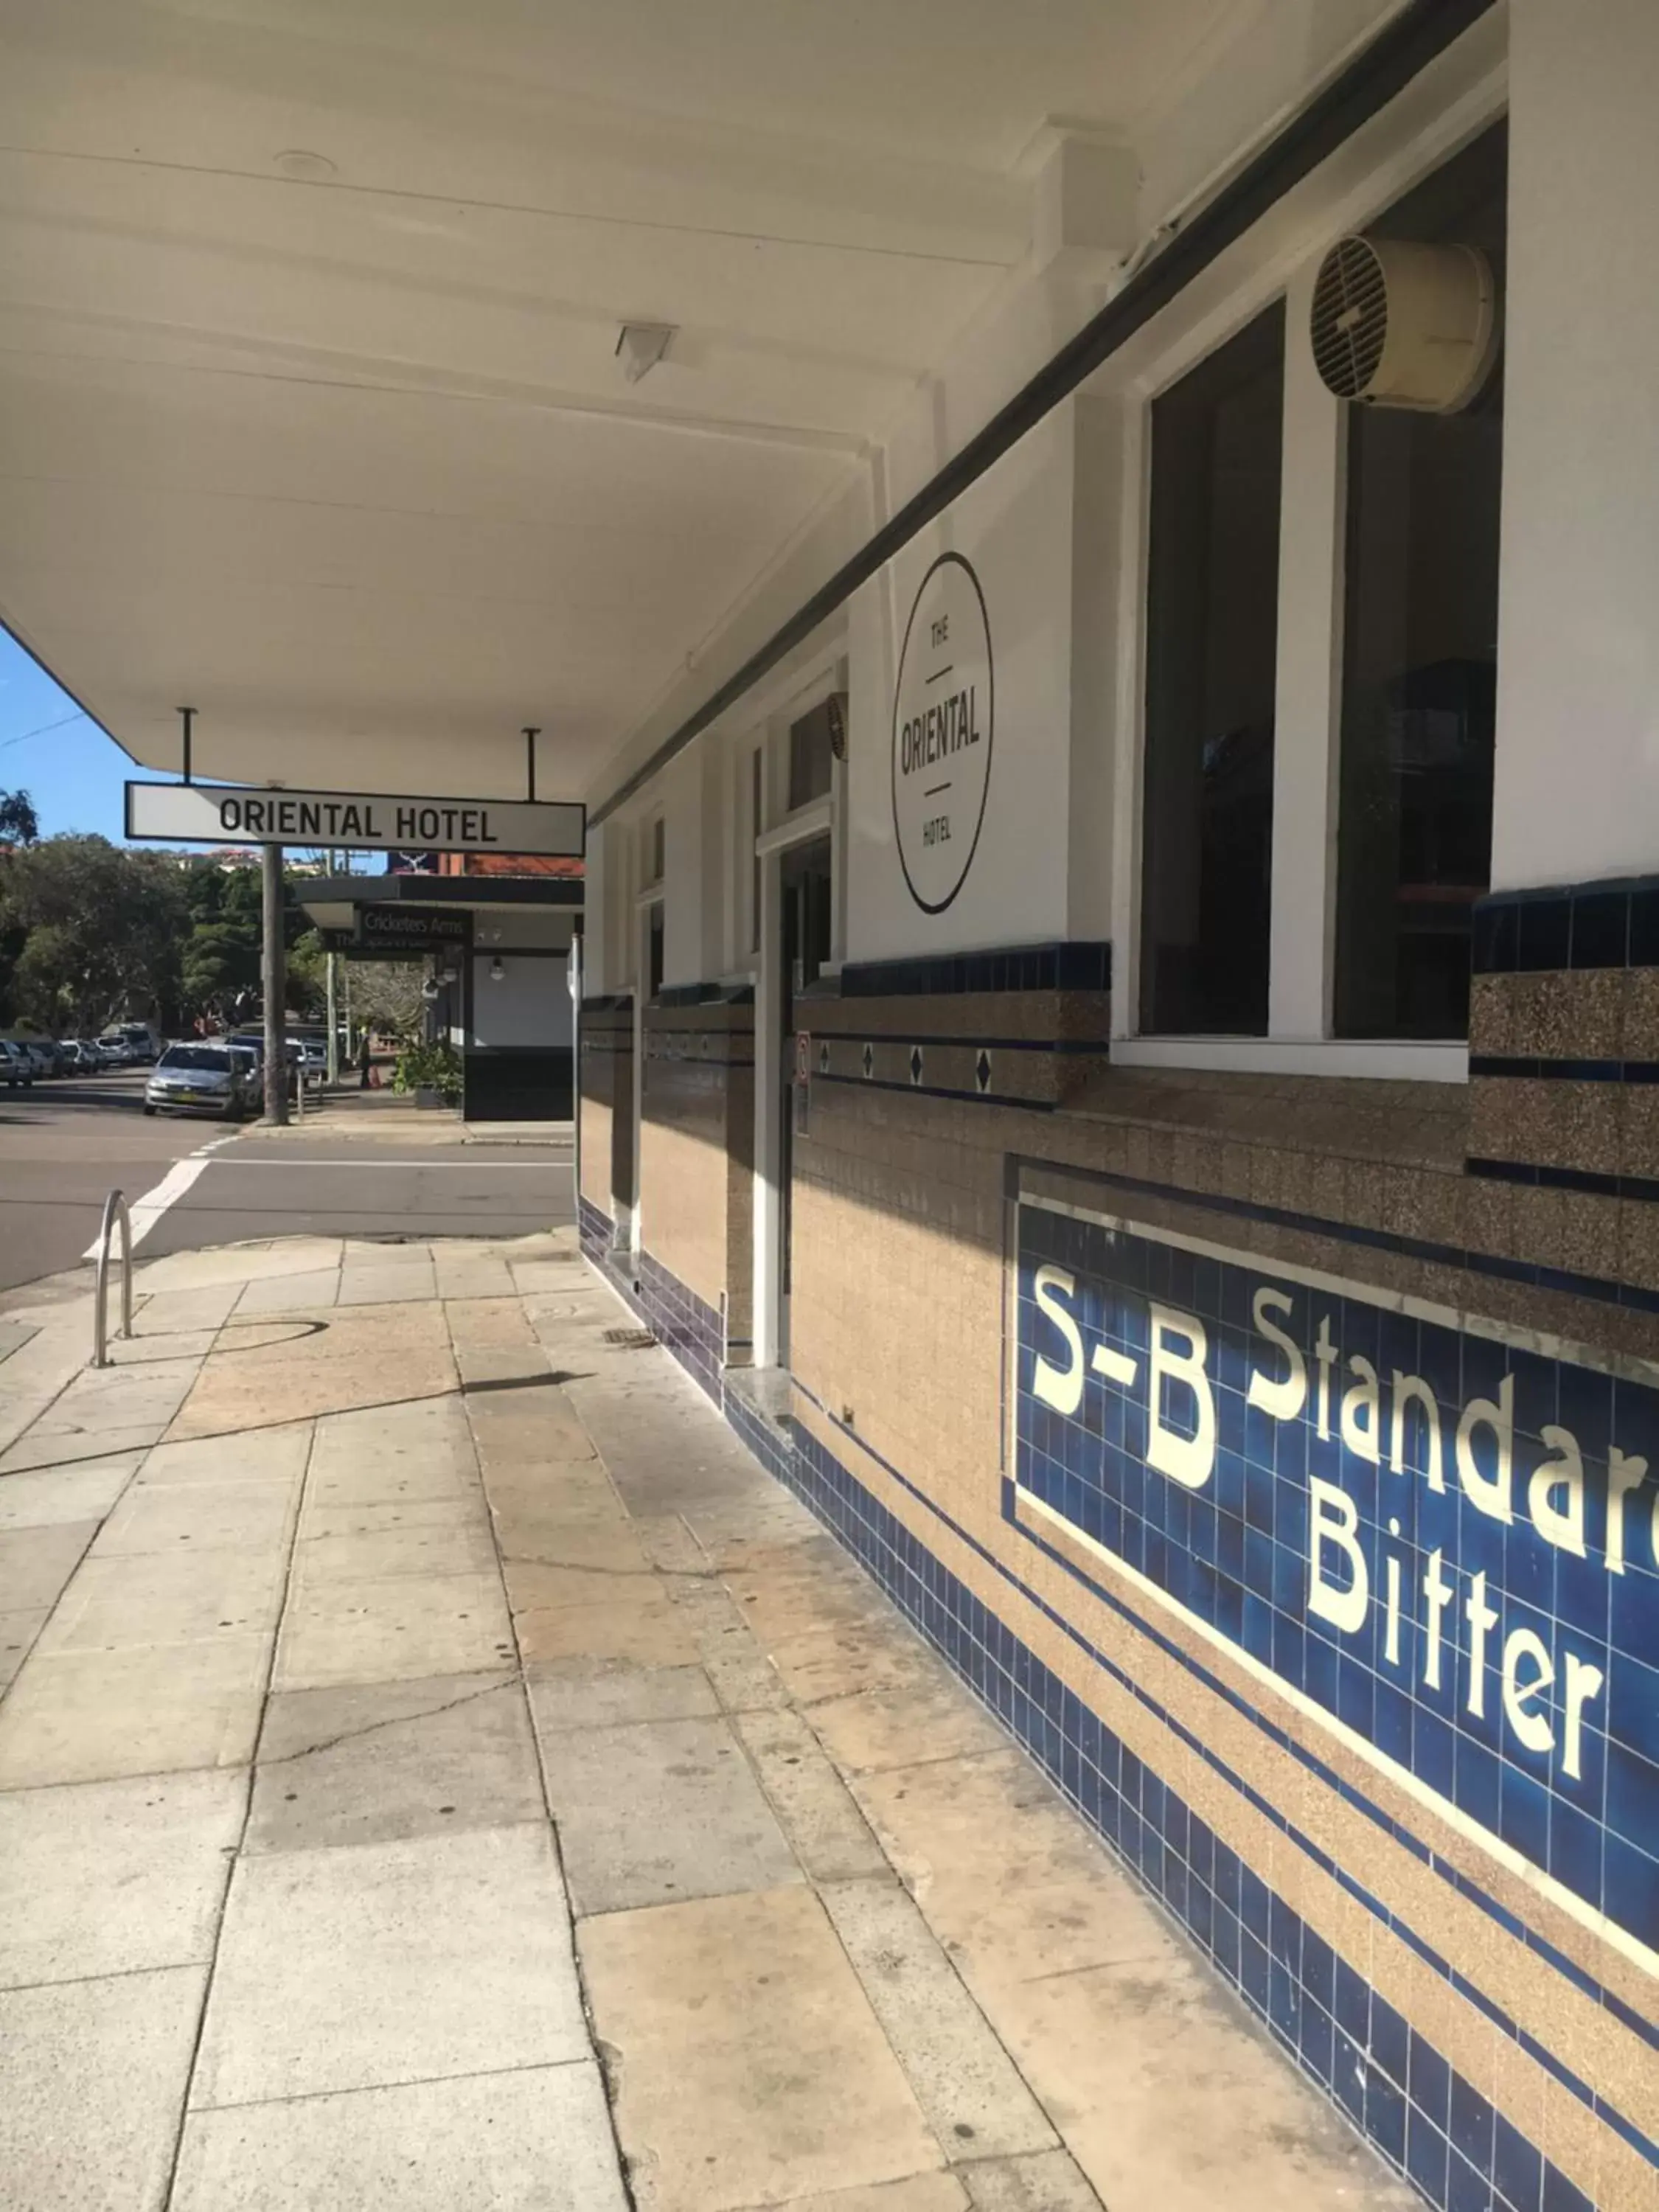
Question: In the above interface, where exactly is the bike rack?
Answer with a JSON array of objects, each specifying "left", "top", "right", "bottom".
[{"left": 92, "top": 1189, "right": 133, "bottom": 1368}]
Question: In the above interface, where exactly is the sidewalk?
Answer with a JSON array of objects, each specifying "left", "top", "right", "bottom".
[
  {"left": 0, "top": 1229, "right": 1412, "bottom": 2212},
  {"left": 250, "top": 1087, "right": 573, "bottom": 1147}
]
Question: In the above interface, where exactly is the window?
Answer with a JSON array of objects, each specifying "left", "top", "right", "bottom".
[
  {"left": 647, "top": 814, "right": 665, "bottom": 888},
  {"left": 1333, "top": 124, "right": 1506, "bottom": 1039},
  {"left": 1140, "top": 303, "right": 1285, "bottom": 1035},
  {"left": 787, "top": 695, "right": 839, "bottom": 811},
  {"left": 647, "top": 901, "right": 664, "bottom": 999}
]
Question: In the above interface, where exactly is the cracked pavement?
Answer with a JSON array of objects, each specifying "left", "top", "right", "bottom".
[{"left": 0, "top": 1227, "right": 1408, "bottom": 2212}]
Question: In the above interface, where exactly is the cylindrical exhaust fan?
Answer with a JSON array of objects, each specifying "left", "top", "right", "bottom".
[{"left": 1310, "top": 235, "right": 1498, "bottom": 411}]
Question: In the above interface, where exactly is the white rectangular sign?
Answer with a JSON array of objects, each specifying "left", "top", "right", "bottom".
[{"left": 125, "top": 781, "right": 585, "bottom": 858}]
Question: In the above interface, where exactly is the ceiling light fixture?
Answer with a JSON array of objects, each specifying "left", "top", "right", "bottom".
[
  {"left": 489, "top": 956, "right": 505, "bottom": 983},
  {"left": 274, "top": 150, "right": 338, "bottom": 182},
  {"left": 615, "top": 322, "right": 675, "bottom": 384}
]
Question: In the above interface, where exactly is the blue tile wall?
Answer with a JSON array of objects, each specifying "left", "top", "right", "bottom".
[
  {"left": 717, "top": 1384, "right": 1625, "bottom": 2212},
  {"left": 577, "top": 1194, "right": 612, "bottom": 1267},
  {"left": 636, "top": 1248, "right": 725, "bottom": 1404},
  {"left": 1012, "top": 1199, "right": 1659, "bottom": 1961}
]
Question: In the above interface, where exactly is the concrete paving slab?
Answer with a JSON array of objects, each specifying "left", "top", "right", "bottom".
[
  {"left": 106, "top": 1328, "right": 220, "bottom": 1366},
  {"left": 296, "top": 1489, "right": 490, "bottom": 1541},
  {"left": 305, "top": 1399, "right": 479, "bottom": 1506},
  {"left": 983, "top": 1947, "right": 1413, "bottom": 2212},
  {"left": 0, "top": 1422, "right": 175, "bottom": 1475},
  {"left": 515, "top": 1589, "right": 698, "bottom": 1668},
  {"left": 170, "top": 2059, "right": 628, "bottom": 2212},
  {"left": 90, "top": 1475, "right": 299, "bottom": 1559},
  {"left": 852, "top": 1751, "right": 1180, "bottom": 1992},
  {"left": 274, "top": 1568, "right": 515, "bottom": 1690},
  {"left": 765, "top": 1625, "right": 972, "bottom": 1710},
  {"left": 27, "top": 1361, "right": 203, "bottom": 1440},
  {"left": 168, "top": 1348, "right": 456, "bottom": 1439},
  {"left": 433, "top": 1257, "right": 518, "bottom": 1299},
  {"left": 0, "top": 1633, "right": 271, "bottom": 1787},
  {"left": 820, "top": 1877, "right": 1057, "bottom": 2163},
  {"left": 669, "top": 1576, "right": 791, "bottom": 1712},
  {"left": 191, "top": 1823, "right": 588, "bottom": 2107},
  {"left": 804, "top": 1672, "right": 1009, "bottom": 1776},
  {"left": 492, "top": 1498, "right": 648, "bottom": 1573},
  {"left": 762, "top": 2179, "right": 969, "bottom": 2212},
  {"left": 337, "top": 1262, "right": 439, "bottom": 1306},
  {"left": 0, "top": 1605, "right": 46, "bottom": 1687},
  {"left": 0, "top": 1519, "right": 98, "bottom": 1610},
  {"left": 293, "top": 1519, "right": 498, "bottom": 1583},
  {"left": 959, "top": 2150, "right": 1104, "bottom": 2209},
  {"left": 734, "top": 1707, "right": 889, "bottom": 1882},
  {"left": 36, "top": 1547, "right": 287, "bottom": 1655},
  {"left": 526, "top": 1656, "right": 719, "bottom": 1736},
  {"left": 542, "top": 1712, "right": 801, "bottom": 1914},
  {"left": 509, "top": 1259, "right": 584, "bottom": 1293},
  {"left": 445, "top": 1294, "right": 539, "bottom": 1345},
  {"left": 0, "top": 1454, "right": 140, "bottom": 1526},
  {"left": 468, "top": 1391, "right": 597, "bottom": 1465},
  {"left": 0, "top": 1965, "right": 206, "bottom": 2212},
  {"left": 132, "top": 1284, "right": 248, "bottom": 1335},
  {"left": 134, "top": 1239, "right": 344, "bottom": 1290},
  {"left": 246, "top": 1671, "right": 541, "bottom": 1852},
  {"left": 136, "top": 1423, "right": 312, "bottom": 1487},
  {"left": 580, "top": 1885, "right": 944, "bottom": 2212},
  {"left": 0, "top": 1767, "right": 244, "bottom": 1986},
  {"left": 233, "top": 1270, "right": 341, "bottom": 1314}
]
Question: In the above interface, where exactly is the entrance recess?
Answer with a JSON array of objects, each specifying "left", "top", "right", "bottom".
[{"left": 773, "top": 835, "right": 833, "bottom": 1368}]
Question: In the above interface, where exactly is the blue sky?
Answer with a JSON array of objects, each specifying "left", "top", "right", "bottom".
[{"left": 0, "top": 625, "right": 140, "bottom": 841}]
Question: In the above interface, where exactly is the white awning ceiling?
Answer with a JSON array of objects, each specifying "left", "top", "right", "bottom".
[{"left": 0, "top": 0, "right": 1271, "bottom": 806}]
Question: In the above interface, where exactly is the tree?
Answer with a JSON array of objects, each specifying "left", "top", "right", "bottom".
[
  {"left": 349, "top": 960, "right": 428, "bottom": 1039},
  {"left": 0, "top": 788, "right": 38, "bottom": 845},
  {"left": 0, "top": 835, "right": 185, "bottom": 1032}
]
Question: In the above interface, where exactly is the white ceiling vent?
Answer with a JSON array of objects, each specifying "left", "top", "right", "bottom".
[{"left": 1310, "top": 236, "right": 1498, "bottom": 412}]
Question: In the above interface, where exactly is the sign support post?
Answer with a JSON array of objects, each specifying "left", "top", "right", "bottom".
[{"left": 262, "top": 842, "right": 288, "bottom": 1127}]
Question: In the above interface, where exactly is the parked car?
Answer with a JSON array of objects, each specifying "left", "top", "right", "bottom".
[
  {"left": 143, "top": 1042, "right": 257, "bottom": 1120},
  {"left": 113, "top": 1023, "right": 159, "bottom": 1065},
  {"left": 19, "top": 1040, "right": 59, "bottom": 1078},
  {"left": 96, "top": 1032, "right": 135, "bottom": 1065},
  {"left": 77, "top": 1037, "right": 112, "bottom": 1070},
  {"left": 56, "top": 1040, "right": 91, "bottom": 1073},
  {"left": 0, "top": 1040, "right": 34, "bottom": 1089}
]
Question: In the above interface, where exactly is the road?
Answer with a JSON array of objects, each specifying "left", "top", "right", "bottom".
[{"left": 0, "top": 1071, "right": 573, "bottom": 1296}]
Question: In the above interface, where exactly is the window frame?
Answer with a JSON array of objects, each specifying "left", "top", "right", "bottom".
[{"left": 1107, "top": 66, "right": 1506, "bottom": 1087}]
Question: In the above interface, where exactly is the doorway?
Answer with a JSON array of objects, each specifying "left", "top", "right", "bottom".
[{"left": 773, "top": 835, "right": 832, "bottom": 1366}]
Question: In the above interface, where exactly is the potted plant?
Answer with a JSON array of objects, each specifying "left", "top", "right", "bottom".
[{"left": 392, "top": 1038, "right": 462, "bottom": 1110}]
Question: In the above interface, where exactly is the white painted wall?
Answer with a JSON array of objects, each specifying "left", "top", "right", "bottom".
[
  {"left": 1490, "top": 0, "right": 1659, "bottom": 890},
  {"left": 470, "top": 956, "right": 572, "bottom": 1048}
]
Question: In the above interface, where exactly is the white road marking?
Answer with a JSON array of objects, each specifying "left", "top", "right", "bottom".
[
  {"left": 80, "top": 1151, "right": 216, "bottom": 1259},
  {"left": 203, "top": 1158, "right": 566, "bottom": 1168}
]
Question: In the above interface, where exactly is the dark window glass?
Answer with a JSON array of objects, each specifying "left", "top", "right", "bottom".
[
  {"left": 1334, "top": 124, "right": 1506, "bottom": 1040},
  {"left": 650, "top": 815, "right": 664, "bottom": 884},
  {"left": 647, "top": 902, "right": 664, "bottom": 998},
  {"left": 787, "top": 697, "right": 837, "bottom": 810},
  {"left": 1140, "top": 303, "right": 1284, "bottom": 1035}
]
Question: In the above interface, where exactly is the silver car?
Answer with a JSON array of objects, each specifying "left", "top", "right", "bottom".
[{"left": 144, "top": 1043, "right": 254, "bottom": 1119}]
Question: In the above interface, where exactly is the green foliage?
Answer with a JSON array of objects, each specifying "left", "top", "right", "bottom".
[
  {"left": 392, "top": 1037, "right": 462, "bottom": 1103},
  {"left": 0, "top": 835, "right": 186, "bottom": 1033},
  {"left": 0, "top": 788, "right": 38, "bottom": 845},
  {"left": 349, "top": 961, "right": 427, "bottom": 1039}
]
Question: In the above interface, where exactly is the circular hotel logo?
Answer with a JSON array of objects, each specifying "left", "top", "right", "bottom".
[{"left": 891, "top": 552, "right": 994, "bottom": 914}]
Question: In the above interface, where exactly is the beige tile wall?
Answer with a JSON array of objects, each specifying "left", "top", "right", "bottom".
[{"left": 786, "top": 1020, "right": 1656, "bottom": 2211}]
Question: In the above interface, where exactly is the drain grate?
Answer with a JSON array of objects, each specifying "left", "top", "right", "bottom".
[{"left": 603, "top": 1326, "right": 657, "bottom": 1350}]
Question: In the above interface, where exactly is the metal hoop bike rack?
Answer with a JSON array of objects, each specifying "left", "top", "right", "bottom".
[{"left": 92, "top": 1189, "right": 133, "bottom": 1367}]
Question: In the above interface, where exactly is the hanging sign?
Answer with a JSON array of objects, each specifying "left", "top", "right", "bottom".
[
  {"left": 125, "top": 781, "right": 585, "bottom": 858},
  {"left": 355, "top": 906, "right": 472, "bottom": 950},
  {"left": 891, "top": 552, "right": 995, "bottom": 914}
]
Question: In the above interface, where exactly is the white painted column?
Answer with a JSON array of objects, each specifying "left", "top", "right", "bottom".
[
  {"left": 1267, "top": 260, "right": 1346, "bottom": 1039},
  {"left": 1491, "top": 0, "right": 1659, "bottom": 890}
]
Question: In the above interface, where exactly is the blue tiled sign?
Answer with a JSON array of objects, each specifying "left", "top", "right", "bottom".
[{"left": 1010, "top": 1199, "right": 1659, "bottom": 1961}]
